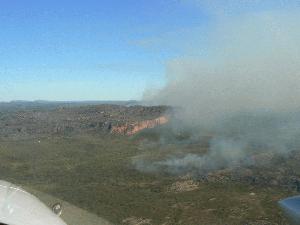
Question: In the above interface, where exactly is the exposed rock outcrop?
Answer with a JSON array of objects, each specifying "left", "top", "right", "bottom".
[
  {"left": 167, "top": 180, "right": 200, "bottom": 193},
  {"left": 111, "top": 116, "right": 169, "bottom": 135}
]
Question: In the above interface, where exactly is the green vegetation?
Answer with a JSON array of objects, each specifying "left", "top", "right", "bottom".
[{"left": 0, "top": 134, "right": 293, "bottom": 225}]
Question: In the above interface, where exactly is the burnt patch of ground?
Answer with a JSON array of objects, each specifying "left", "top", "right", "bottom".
[{"left": 132, "top": 123, "right": 300, "bottom": 194}]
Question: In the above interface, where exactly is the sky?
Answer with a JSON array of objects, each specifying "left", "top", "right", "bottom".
[
  {"left": 0, "top": 0, "right": 298, "bottom": 101},
  {"left": 0, "top": 0, "right": 210, "bottom": 101}
]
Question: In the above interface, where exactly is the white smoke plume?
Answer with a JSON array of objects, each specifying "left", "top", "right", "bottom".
[
  {"left": 139, "top": 3, "right": 300, "bottom": 174},
  {"left": 149, "top": 10, "right": 300, "bottom": 123}
]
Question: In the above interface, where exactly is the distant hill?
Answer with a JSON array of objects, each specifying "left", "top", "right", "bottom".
[{"left": 0, "top": 100, "right": 139, "bottom": 112}]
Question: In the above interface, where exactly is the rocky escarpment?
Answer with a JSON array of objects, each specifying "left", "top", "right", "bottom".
[
  {"left": 0, "top": 104, "right": 170, "bottom": 139},
  {"left": 111, "top": 116, "right": 169, "bottom": 135}
]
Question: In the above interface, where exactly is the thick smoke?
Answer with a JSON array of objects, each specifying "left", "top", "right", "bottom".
[
  {"left": 151, "top": 10, "right": 300, "bottom": 123},
  {"left": 138, "top": 6, "right": 300, "bottom": 174}
]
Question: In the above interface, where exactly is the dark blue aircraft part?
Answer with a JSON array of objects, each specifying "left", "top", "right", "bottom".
[{"left": 279, "top": 196, "right": 300, "bottom": 224}]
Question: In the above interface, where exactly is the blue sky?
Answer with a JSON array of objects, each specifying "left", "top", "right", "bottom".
[
  {"left": 0, "top": 0, "right": 298, "bottom": 101},
  {"left": 0, "top": 0, "right": 210, "bottom": 101}
]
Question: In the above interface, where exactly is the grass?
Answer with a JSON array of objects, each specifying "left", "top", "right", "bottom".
[{"left": 0, "top": 134, "right": 293, "bottom": 224}]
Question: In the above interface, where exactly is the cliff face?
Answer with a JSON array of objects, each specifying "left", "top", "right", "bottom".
[
  {"left": 0, "top": 104, "right": 170, "bottom": 139},
  {"left": 111, "top": 116, "right": 169, "bottom": 135}
]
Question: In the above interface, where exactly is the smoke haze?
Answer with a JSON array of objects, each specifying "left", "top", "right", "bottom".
[
  {"left": 139, "top": 5, "right": 300, "bottom": 174},
  {"left": 148, "top": 10, "right": 300, "bottom": 123}
]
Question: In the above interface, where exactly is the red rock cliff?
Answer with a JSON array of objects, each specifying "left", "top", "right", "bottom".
[{"left": 111, "top": 116, "right": 169, "bottom": 135}]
